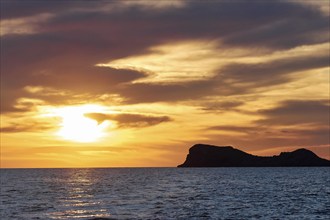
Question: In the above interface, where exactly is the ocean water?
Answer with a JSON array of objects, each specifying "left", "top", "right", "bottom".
[{"left": 0, "top": 168, "right": 329, "bottom": 220}]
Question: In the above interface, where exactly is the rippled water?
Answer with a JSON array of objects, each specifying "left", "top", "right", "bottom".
[{"left": 1, "top": 168, "right": 329, "bottom": 219}]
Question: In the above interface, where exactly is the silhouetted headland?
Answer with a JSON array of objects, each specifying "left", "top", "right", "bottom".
[{"left": 178, "top": 144, "right": 330, "bottom": 167}]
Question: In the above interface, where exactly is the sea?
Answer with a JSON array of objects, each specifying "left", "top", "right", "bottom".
[{"left": 1, "top": 168, "right": 329, "bottom": 220}]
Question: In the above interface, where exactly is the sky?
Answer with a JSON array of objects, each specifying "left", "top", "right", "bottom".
[{"left": 1, "top": 0, "right": 329, "bottom": 168}]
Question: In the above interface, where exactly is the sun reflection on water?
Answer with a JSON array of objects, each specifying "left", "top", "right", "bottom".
[{"left": 46, "top": 169, "right": 112, "bottom": 219}]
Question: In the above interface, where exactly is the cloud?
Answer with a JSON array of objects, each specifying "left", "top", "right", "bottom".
[
  {"left": 0, "top": 0, "right": 104, "bottom": 19},
  {"left": 0, "top": 13, "right": 54, "bottom": 36},
  {"left": 1, "top": 0, "right": 329, "bottom": 111},
  {"left": 222, "top": 10, "right": 329, "bottom": 49},
  {"left": 115, "top": 50, "right": 328, "bottom": 104},
  {"left": 207, "top": 99, "right": 329, "bottom": 134},
  {"left": 85, "top": 112, "right": 171, "bottom": 128},
  {"left": 1, "top": 122, "right": 54, "bottom": 133},
  {"left": 2, "top": 44, "right": 327, "bottom": 111},
  {"left": 218, "top": 53, "right": 329, "bottom": 87},
  {"left": 117, "top": 80, "right": 217, "bottom": 104},
  {"left": 208, "top": 125, "right": 329, "bottom": 138},
  {"left": 206, "top": 124, "right": 329, "bottom": 152},
  {"left": 1, "top": 65, "right": 147, "bottom": 112},
  {"left": 279, "top": 128, "right": 330, "bottom": 137},
  {"left": 29, "top": 1, "right": 328, "bottom": 50},
  {"left": 208, "top": 125, "right": 260, "bottom": 134},
  {"left": 200, "top": 101, "right": 244, "bottom": 112},
  {"left": 205, "top": 100, "right": 329, "bottom": 149},
  {"left": 256, "top": 100, "right": 329, "bottom": 126}
]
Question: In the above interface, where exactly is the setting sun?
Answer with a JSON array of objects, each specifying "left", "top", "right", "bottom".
[{"left": 55, "top": 105, "right": 109, "bottom": 142}]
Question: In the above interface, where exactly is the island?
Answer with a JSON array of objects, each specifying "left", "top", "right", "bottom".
[{"left": 178, "top": 144, "right": 330, "bottom": 167}]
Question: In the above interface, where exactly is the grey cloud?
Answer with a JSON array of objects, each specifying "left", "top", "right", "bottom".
[
  {"left": 218, "top": 53, "right": 329, "bottom": 87},
  {"left": 208, "top": 125, "right": 329, "bottom": 138},
  {"left": 256, "top": 100, "right": 329, "bottom": 126},
  {"left": 1, "top": 0, "right": 329, "bottom": 111},
  {"left": 2, "top": 39, "right": 327, "bottom": 111},
  {"left": 280, "top": 128, "right": 330, "bottom": 137},
  {"left": 1, "top": 0, "right": 104, "bottom": 19},
  {"left": 206, "top": 124, "right": 329, "bottom": 150},
  {"left": 4, "top": 0, "right": 328, "bottom": 49},
  {"left": 204, "top": 132, "right": 329, "bottom": 153},
  {"left": 208, "top": 125, "right": 260, "bottom": 134},
  {"left": 115, "top": 52, "right": 328, "bottom": 104},
  {"left": 223, "top": 12, "right": 329, "bottom": 49},
  {"left": 206, "top": 100, "right": 329, "bottom": 146},
  {"left": 117, "top": 79, "right": 217, "bottom": 103},
  {"left": 85, "top": 113, "right": 171, "bottom": 128},
  {"left": 200, "top": 101, "right": 244, "bottom": 112},
  {"left": 3, "top": 49, "right": 326, "bottom": 112},
  {"left": 1, "top": 123, "right": 54, "bottom": 133},
  {"left": 1, "top": 64, "right": 147, "bottom": 112}
]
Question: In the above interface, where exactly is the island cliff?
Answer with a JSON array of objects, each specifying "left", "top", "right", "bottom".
[{"left": 178, "top": 144, "right": 330, "bottom": 167}]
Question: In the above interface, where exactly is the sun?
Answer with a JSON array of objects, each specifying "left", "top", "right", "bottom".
[{"left": 55, "top": 105, "right": 109, "bottom": 142}]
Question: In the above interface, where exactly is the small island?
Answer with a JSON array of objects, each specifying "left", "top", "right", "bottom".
[{"left": 178, "top": 144, "right": 330, "bottom": 167}]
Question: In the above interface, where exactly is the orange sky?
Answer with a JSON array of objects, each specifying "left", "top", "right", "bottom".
[{"left": 1, "top": 0, "right": 329, "bottom": 168}]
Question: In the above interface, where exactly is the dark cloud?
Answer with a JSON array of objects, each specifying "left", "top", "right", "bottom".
[
  {"left": 3, "top": 0, "right": 327, "bottom": 49},
  {"left": 115, "top": 52, "right": 328, "bottom": 104},
  {"left": 1, "top": 0, "right": 103, "bottom": 19},
  {"left": 206, "top": 100, "right": 330, "bottom": 148},
  {"left": 280, "top": 128, "right": 330, "bottom": 137},
  {"left": 222, "top": 10, "right": 329, "bottom": 49},
  {"left": 1, "top": 122, "right": 54, "bottom": 133},
  {"left": 208, "top": 125, "right": 329, "bottom": 138},
  {"left": 1, "top": 0, "right": 329, "bottom": 111},
  {"left": 30, "top": 145, "right": 134, "bottom": 154},
  {"left": 1, "top": 64, "right": 147, "bottom": 112},
  {"left": 218, "top": 53, "right": 329, "bottom": 87},
  {"left": 207, "top": 100, "right": 329, "bottom": 136},
  {"left": 85, "top": 112, "right": 171, "bottom": 128},
  {"left": 2, "top": 47, "right": 327, "bottom": 111},
  {"left": 206, "top": 125, "right": 329, "bottom": 151},
  {"left": 200, "top": 101, "right": 244, "bottom": 112},
  {"left": 204, "top": 132, "right": 329, "bottom": 155},
  {"left": 256, "top": 100, "right": 329, "bottom": 126},
  {"left": 208, "top": 125, "right": 261, "bottom": 134},
  {"left": 116, "top": 80, "right": 217, "bottom": 103}
]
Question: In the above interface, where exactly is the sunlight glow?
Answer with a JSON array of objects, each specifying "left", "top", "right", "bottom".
[{"left": 55, "top": 105, "right": 109, "bottom": 142}]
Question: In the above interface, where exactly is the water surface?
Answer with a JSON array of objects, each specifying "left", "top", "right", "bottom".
[{"left": 1, "top": 168, "right": 329, "bottom": 219}]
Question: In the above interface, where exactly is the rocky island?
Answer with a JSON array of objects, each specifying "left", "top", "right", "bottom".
[{"left": 178, "top": 144, "right": 330, "bottom": 167}]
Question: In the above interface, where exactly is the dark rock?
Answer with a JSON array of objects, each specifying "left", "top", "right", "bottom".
[{"left": 178, "top": 144, "right": 330, "bottom": 167}]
